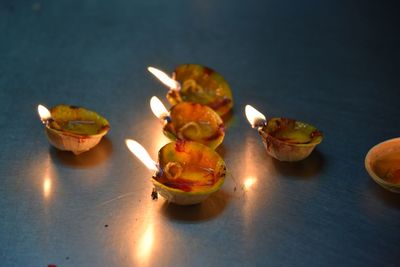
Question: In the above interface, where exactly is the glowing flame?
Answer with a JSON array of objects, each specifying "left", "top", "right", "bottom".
[
  {"left": 125, "top": 139, "right": 159, "bottom": 172},
  {"left": 37, "top": 104, "right": 51, "bottom": 122},
  {"left": 243, "top": 176, "right": 257, "bottom": 190},
  {"left": 150, "top": 96, "right": 169, "bottom": 120},
  {"left": 147, "top": 66, "right": 180, "bottom": 91},
  {"left": 245, "top": 105, "right": 266, "bottom": 128}
]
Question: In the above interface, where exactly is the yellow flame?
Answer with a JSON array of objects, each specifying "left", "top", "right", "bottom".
[
  {"left": 147, "top": 66, "right": 180, "bottom": 90},
  {"left": 37, "top": 104, "right": 51, "bottom": 122},
  {"left": 150, "top": 96, "right": 169, "bottom": 120},
  {"left": 243, "top": 176, "right": 257, "bottom": 190},
  {"left": 245, "top": 105, "right": 266, "bottom": 128},
  {"left": 125, "top": 139, "right": 158, "bottom": 172}
]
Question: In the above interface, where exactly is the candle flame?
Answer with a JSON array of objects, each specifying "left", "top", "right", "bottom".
[
  {"left": 37, "top": 104, "right": 52, "bottom": 123},
  {"left": 150, "top": 96, "right": 169, "bottom": 120},
  {"left": 147, "top": 66, "right": 180, "bottom": 91},
  {"left": 125, "top": 139, "right": 159, "bottom": 172},
  {"left": 245, "top": 105, "right": 266, "bottom": 128}
]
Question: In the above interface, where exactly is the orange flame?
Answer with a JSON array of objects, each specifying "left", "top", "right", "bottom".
[
  {"left": 150, "top": 96, "right": 169, "bottom": 120},
  {"left": 245, "top": 105, "right": 266, "bottom": 128},
  {"left": 37, "top": 104, "right": 51, "bottom": 123},
  {"left": 125, "top": 139, "right": 159, "bottom": 172},
  {"left": 147, "top": 66, "right": 180, "bottom": 90}
]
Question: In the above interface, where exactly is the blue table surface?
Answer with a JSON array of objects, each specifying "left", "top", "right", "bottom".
[{"left": 1, "top": 1, "right": 400, "bottom": 266}]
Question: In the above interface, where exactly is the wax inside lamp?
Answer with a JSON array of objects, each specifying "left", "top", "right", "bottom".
[{"left": 373, "top": 151, "right": 400, "bottom": 184}]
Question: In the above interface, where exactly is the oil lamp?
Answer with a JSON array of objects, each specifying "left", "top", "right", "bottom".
[
  {"left": 150, "top": 96, "right": 225, "bottom": 149},
  {"left": 245, "top": 105, "right": 323, "bottom": 162},
  {"left": 148, "top": 64, "right": 233, "bottom": 117},
  {"left": 37, "top": 104, "right": 110, "bottom": 155},
  {"left": 365, "top": 137, "right": 400, "bottom": 193},
  {"left": 125, "top": 139, "right": 226, "bottom": 205}
]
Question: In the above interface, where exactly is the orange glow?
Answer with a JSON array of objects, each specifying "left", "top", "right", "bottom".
[
  {"left": 243, "top": 176, "right": 257, "bottom": 190},
  {"left": 150, "top": 96, "right": 169, "bottom": 120},
  {"left": 37, "top": 104, "right": 51, "bottom": 122},
  {"left": 245, "top": 105, "right": 266, "bottom": 128},
  {"left": 43, "top": 177, "right": 52, "bottom": 199},
  {"left": 147, "top": 66, "right": 180, "bottom": 91},
  {"left": 41, "top": 154, "right": 57, "bottom": 202},
  {"left": 125, "top": 139, "right": 159, "bottom": 172},
  {"left": 136, "top": 222, "right": 154, "bottom": 264}
]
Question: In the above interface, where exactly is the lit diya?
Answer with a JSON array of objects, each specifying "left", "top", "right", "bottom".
[
  {"left": 150, "top": 96, "right": 225, "bottom": 149},
  {"left": 37, "top": 104, "right": 109, "bottom": 155},
  {"left": 148, "top": 64, "right": 233, "bottom": 117},
  {"left": 365, "top": 137, "right": 400, "bottom": 193},
  {"left": 245, "top": 105, "right": 323, "bottom": 162},
  {"left": 125, "top": 139, "right": 226, "bottom": 205}
]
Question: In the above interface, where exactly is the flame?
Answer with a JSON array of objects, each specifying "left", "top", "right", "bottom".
[
  {"left": 243, "top": 176, "right": 257, "bottom": 190},
  {"left": 125, "top": 139, "right": 159, "bottom": 172},
  {"left": 245, "top": 105, "right": 266, "bottom": 128},
  {"left": 150, "top": 96, "right": 169, "bottom": 120},
  {"left": 37, "top": 104, "right": 52, "bottom": 122},
  {"left": 147, "top": 66, "right": 180, "bottom": 90}
]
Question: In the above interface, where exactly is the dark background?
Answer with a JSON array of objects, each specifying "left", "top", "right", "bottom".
[{"left": 1, "top": 1, "right": 399, "bottom": 266}]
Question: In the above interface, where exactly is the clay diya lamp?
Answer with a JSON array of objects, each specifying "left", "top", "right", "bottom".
[
  {"left": 150, "top": 96, "right": 225, "bottom": 149},
  {"left": 147, "top": 64, "right": 233, "bottom": 117},
  {"left": 245, "top": 105, "right": 323, "bottom": 162},
  {"left": 125, "top": 139, "right": 226, "bottom": 205},
  {"left": 365, "top": 137, "right": 400, "bottom": 193},
  {"left": 37, "top": 104, "right": 110, "bottom": 155}
]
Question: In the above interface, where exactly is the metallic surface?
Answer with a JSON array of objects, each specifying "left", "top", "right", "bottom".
[{"left": 1, "top": 1, "right": 399, "bottom": 266}]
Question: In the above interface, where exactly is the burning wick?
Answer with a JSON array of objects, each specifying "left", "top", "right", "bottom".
[
  {"left": 245, "top": 105, "right": 267, "bottom": 128},
  {"left": 125, "top": 139, "right": 162, "bottom": 175},
  {"left": 150, "top": 96, "right": 171, "bottom": 122},
  {"left": 147, "top": 66, "right": 181, "bottom": 91},
  {"left": 37, "top": 104, "right": 52, "bottom": 124}
]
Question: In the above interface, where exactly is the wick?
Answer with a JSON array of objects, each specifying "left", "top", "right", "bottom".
[
  {"left": 152, "top": 164, "right": 164, "bottom": 178},
  {"left": 162, "top": 115, "right": 172, "bottom": 123},
  {"left": 41, "top": 117, "right": 53, "bottom": 125},
  {"left": 253, "top": 119, "right": 267, "bottom": 129}
]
